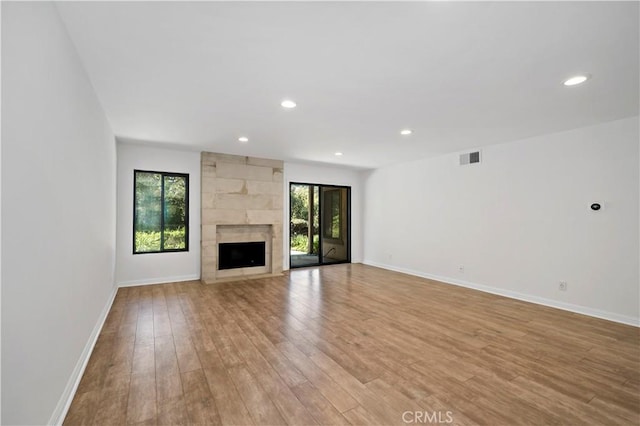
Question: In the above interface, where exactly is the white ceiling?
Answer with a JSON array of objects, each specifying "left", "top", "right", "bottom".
[{"left": 56, "top": 1, "right": 639, "bottom": 169}]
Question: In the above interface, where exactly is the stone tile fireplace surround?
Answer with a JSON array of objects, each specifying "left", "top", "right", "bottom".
[{"left": 201, "top": 152, "right": 284, "bottom": 284}]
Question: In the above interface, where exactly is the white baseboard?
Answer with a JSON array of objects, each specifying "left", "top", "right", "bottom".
[
  {"left": 363, "top": 260, "right": 639, "bottom": 327},
  {"left": 117, "top": 274, "right": 200, "bottom": 287},
  {"left": 48, "top": 286, "right": 118, "bottom": 425}
]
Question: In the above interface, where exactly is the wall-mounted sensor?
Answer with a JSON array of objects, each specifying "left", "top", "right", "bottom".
[{"left": 591, "top": 203, "right": 601, "bottom": 211}]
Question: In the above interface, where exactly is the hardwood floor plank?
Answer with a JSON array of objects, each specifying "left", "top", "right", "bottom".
[
  {"left": 203, "top": 367, "right": 255, "bottom": 426},
  {"left": 342, "top": 404, "right": 386, "bottom": 425},
  {"left": 413, "top": 395, "right": 479, "bottom": 426},
  {"left": 246, "top": 362, "right": 318, "bottom": 425},
  {"left": 153, "top": 311, "right": 173, "bottom": 338},
  {"left": 420, "top": 394, "right": 502, "bottom": 426},
  {"left": 365, "top": 378, "right": 428, "bottom": 420},
  {"left": 277, "top": 341, "right": 359, "bottom": 414},
  {"left": 462, "top": 376, "right": 557, "bottom": 424},
  {"left": 131, "top": 343, "right": 155, "bottom": 376},
  {"left": 191, "top": 327, "right": 218, "bottom": 353},
  {"left": 510, "top": 375, "right": 631, "bottom": 425},
  {"left": 109, "top": 335, "right": 135, "bottom": 377},
  {"left": 156, "top": 373, "right": 183, "bottom": 402},
  {"left": 63, "top": 390, "right": 100, "bottom": 426},
  {"left": 232, "top": 309, "right": 308, "bottom": 387},
  {"left": 93, "top": 391, "right": 129, "bottom": 425},
  {"left": 103, "top": 368, "right": 131, "bottom": 395},
  {"left": 220, "top": 319, "right": 318, "bottom": 425},
  {"left": 588, "top": 396, "right": 640, "bottom": 424},
  {"left": 135, "top": 314, "right": 154, "bottom": 347},
  {"left": 290, "top": 381, "right": 351, "bottom": 425},
  {"left": 173, "top": 335, "right": 202, "bottom": 373},
  {"left": 126, "top": 373, "right": 157, "bottom": 424},
  {"left": 157, "top": 396, "right": 189, "bottom": 425},
  {"left": 182, "top": 369, "right": 221, "bottom": 425},
  {"left": 74, "top": 345, "right": 110, "bottom": 394},
  {"left": 64, "top": 265, "right": 640, "bottom": 426},
  {"left": 227, "top": 365, "right": 286, "bottom": 425},
  {"left": 198, "top": 348, "right": 226, "bottom": 370},
  {"left": 209, "top": 326, "right": 244, "bottom": 368},
  {"left": 309, "top": 350, "right": 404, "bottom": 425},
  {"left": 154, "top": 334, "right": 180, "bottom": 377}
]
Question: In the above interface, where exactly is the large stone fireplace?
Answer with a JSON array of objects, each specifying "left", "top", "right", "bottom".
[{"left": 201, "top": 152, "right": 284, "bottom": 284}]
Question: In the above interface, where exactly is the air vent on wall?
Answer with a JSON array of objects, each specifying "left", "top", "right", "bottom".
[{"left": 460, "top": 151, "right": 481, "bottom": 165}]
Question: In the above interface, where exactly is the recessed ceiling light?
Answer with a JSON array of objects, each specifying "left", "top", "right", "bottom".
[
  {"left": 335, "top": 152, "right": 343, "bottom": 156},
  {"left": 281, "top": 99, "right": 297, "bottom": 109},
  {"left": 238, "top": 136, "right": 249, "bottom": 143},
  {"left": 563, "top": 74, "right": 590, "bottom": 86},
  {"left": 400, "top": 129, "right": 413, "bottom": 136}
]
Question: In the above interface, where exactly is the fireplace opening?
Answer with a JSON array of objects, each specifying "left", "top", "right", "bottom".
[{"left": 218, "top": 241, "right": 266, "bottom": 270}]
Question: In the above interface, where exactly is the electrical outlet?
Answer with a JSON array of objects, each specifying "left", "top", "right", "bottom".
[
  {"left": 559, "top": 281, "right": 568, "bottom": 291},
  {"left": 459, "top": 265, "right": 465, "bottom": 273}
]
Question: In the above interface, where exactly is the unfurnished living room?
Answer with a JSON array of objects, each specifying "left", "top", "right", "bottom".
[{"left": 1, "top": 1, "right": 639, "bottom": 425}]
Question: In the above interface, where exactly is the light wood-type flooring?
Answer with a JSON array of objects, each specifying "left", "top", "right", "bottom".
[{"left": 64, "top": 264, "right": 639, "bottom": 425}]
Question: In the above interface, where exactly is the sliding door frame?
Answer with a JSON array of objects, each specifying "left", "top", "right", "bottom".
[{"left": 289, "top": 182, "right": 351, "bottom": 268}]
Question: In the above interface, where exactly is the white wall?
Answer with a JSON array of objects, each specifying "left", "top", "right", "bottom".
[
  {"left": 1, "top": 3, "right": 117, "bottom": 424},
  {"left": 116, "top": 143, "right": 201, "bottom": 285},
  {"left": 363, "top": 117, "right": 639, "bottom": 325},
  {"left": 284, "top": 162, "right": 364, "bottom": 270}
]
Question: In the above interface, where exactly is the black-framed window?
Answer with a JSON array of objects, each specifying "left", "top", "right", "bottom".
[{"left": 134, "top": 170, "right": 189, "bottom": 254}]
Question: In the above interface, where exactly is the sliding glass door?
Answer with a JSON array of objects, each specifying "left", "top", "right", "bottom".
[
  {"left": 290, "top": 184, "right": 320, "bottom": 267},
  {"left": 320, "top": 186, "right": 349, "bottom": 264},
  {"left": 289, "top": 183, "right": 350, "bottom": 268}
]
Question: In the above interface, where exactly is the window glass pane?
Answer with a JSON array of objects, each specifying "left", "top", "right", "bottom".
[
  {"left": 135, "top": 172, "right": 162, "bottom": 252},
  {"left": 163, "top": 175, "right": 187, "bottom": 250},
  {"left": 323, "top": 189, "right": 341, "bottom": 239},
  {"left": 331, "top": 191, "right": 340, "bottom": 239}
]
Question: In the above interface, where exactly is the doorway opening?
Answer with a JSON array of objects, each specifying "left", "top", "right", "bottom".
[{"left": 289, "top": 183, "right": 351, "bottom": 268}]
